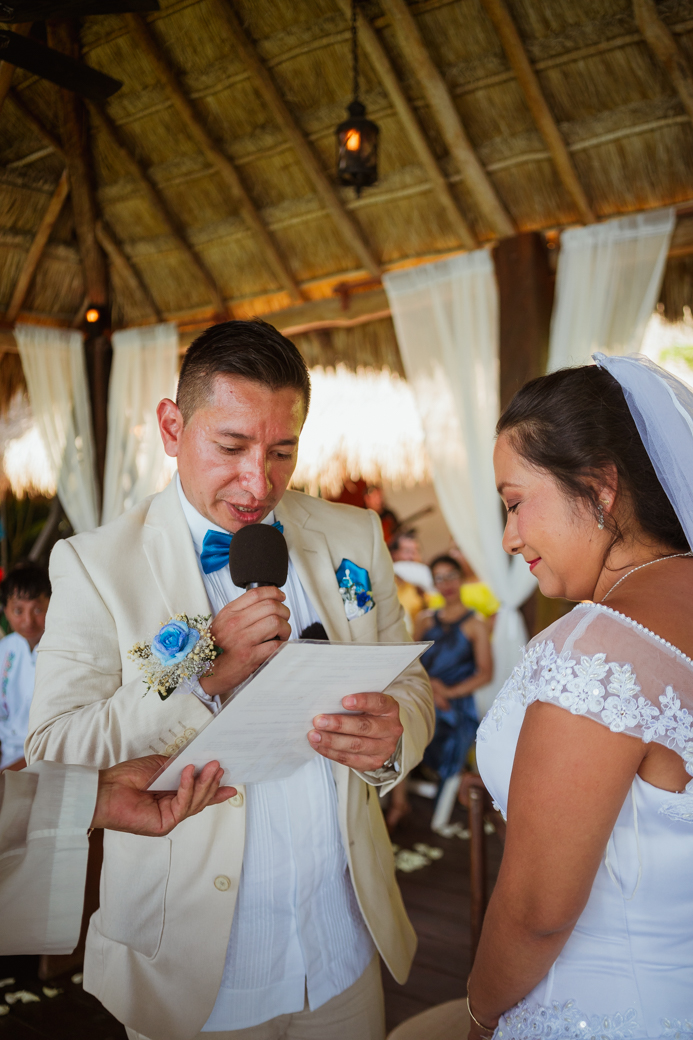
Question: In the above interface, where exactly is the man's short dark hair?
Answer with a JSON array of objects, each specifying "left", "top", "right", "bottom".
[
  {"left": 177, "top": 320, "right": 311, "bottom": 423},
  {"left": 0, "top": 563, "right": 51, "bottom": 607}
]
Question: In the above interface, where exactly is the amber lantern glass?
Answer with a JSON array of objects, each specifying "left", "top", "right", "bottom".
[{"left": 337, "top": 100, "right": 379, "bottom": 196}]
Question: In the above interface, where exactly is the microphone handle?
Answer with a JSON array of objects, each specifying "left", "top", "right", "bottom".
[{"left": 245, "top": 580, "right": 282, "bottom": 639}]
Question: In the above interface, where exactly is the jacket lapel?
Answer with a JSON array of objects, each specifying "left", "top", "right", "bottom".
[
  {"left": 276, "top": 494, "right": 351, "bottom": 643},
  {"left": 142, "top": 479, "right": 211, "bottom": 620}
]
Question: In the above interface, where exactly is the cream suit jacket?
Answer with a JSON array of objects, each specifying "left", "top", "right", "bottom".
[{"left": 26, "top": 480, "right": 434, "bottom": 1040}]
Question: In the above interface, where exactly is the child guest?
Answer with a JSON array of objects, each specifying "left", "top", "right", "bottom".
[{"left": 0, "top": 563, "right": 51, "bottom": 770}]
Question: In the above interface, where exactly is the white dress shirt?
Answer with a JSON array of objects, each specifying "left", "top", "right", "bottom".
[
  {"left": 0, "top": 631, "right": 38, "bottom": 767},
  {"left": 175, "top": 479, "right": 374, "bottom": 1030}
]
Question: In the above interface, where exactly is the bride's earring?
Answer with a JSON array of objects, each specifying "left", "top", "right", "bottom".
[{"left": 597, "top": 503, "right": 605, "bottom": 530}]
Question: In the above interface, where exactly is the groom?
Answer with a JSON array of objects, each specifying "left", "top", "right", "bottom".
[{"left": 26, "top": 320, "right": 434, "bottom": 1040}]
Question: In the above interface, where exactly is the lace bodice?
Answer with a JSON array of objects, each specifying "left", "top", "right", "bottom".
[
  {"left": 478, "top": 602, "right": 693, "bottom": 821},
  {"left": 476, "top": 603, "right": 693, "bottom": 1039}
]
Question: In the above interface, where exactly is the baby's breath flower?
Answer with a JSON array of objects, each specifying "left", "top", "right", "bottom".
[{"left": 128, "top": 614, "right": 221, "bottom": 701}]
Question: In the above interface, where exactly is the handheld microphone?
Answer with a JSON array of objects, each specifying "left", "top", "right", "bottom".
[{"left": 228, "top": 523, "right": 289, "bottom": 590}]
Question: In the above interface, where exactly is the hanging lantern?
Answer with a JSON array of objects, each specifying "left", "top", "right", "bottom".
[{"left": 336, "top": 1, "right": 379, "bottom": 196}]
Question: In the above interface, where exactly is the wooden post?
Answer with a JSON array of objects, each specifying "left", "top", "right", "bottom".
[
  {"left": 47, "top": 22, "right": 110, "bottom": 512},
  {"left": 494, "top": 231, "right": 554, "bottom": 413},
  {"left": 495, "top": 232, "right": 563, "bottom": 637},
  {"left": 47, "top": 22, "right": 107, "bottom": 307},
  {"left": 468, "top": 784, "right": 486, "bottom": 961}
]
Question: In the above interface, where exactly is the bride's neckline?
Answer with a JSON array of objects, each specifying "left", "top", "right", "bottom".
[{"left": 579, "top": 601, "right": 693, "bottom": 667}]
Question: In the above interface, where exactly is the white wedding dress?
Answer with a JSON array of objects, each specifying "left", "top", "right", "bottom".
[{"left": 476, "top": 602, "right": 693, "bottom": 1040}]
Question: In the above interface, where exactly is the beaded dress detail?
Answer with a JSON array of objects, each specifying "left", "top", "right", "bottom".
[{"left": 477, "top": 603, "right": 693, "bottom": 1040}]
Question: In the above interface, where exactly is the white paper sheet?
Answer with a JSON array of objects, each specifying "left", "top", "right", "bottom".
[{"left": 148, "top": 639, "right": 429, "bottom": 789}]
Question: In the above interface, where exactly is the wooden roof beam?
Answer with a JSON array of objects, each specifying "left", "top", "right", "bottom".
[
  {"left": 215, "top": 0, "right": 381, "bottom": 277},
  {"left": 89, "top": 101, "right": 227, "bottom": 317},
  {"left": 124, "top": 12, "right": 302, "bottom": 302},
  {"left": 480, "top": 0, "right": 595, "bottom": 226},
  {"left": 6, "top": 169, "right": 70, "bottom": 323},
  {"left": 335, "top": 0, "right": 476, "bottom": 250},
  {"left": 0, "top": 22, "right": 31, "bottom": 121},
  {"left": 8, "top": 87, "right": 66, "bottom": 159},
  {"left": 95, "top": 218, "right": 161, "bottom": 322},
  {"left": 47, "top": 22, "right": 107, "bottom": 306},
  {"left": 379, "top": 0, "right": 515, "bottom": 239},
  {"left": 634, "top": 0, "right": 693, "bottom": 122}
]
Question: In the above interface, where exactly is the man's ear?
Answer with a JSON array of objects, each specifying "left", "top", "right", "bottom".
[{"left": 157, "top": 399, "right": 184, "bottom": 457}]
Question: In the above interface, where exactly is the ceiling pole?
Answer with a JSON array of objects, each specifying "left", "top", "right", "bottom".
[
  {"left": 89, "top": 102, "right": 227, "bottom": 318},
  {"left": 95, "top": 219, "right": 161, "bottom": 323},
  {"left": 0, "top": 23, "right": 31, "bottom": 121},
  {"left": 214, "top": 0, "right": 381, "bottom": 277},
  {"left": 124, "top": 12, "right": 303, "bottom": 302},
  {"left": 6, "top": 169, "right": 70, "bottom": 323},
  {"left": 47, "top": 22, "right": 107, "bottom": 306},
  {"left": 336, "top": 0, "right": 477, "bottom": 250},
  {"left": 379, "top": 0, "right": 515, "bottom": 239},
  {"left": 8, "top": 88, "right": 66, "bottom": 158},
  {"left": 47, "top": 21, "right": 110, "bottom": 508},
  {"left": 481, "top": 0, "right": 595, "bottom": 225},
  {"left": 634, "top": 0, "right": 693, "bottom": 122}
]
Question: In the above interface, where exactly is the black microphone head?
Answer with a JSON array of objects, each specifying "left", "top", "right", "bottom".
[{"left": 229, "top": 523, "right": 289, "bottom": 589}]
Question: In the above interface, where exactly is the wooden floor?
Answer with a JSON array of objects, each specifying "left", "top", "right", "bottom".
[
  {"left": 0, "top": 793, "right": 502, "bottom": 1038},
  {"left": 382, "top": 792, "right": 502, "bottom": 1030}
]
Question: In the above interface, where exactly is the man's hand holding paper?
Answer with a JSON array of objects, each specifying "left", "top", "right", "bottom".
[{"left": 309, "top": 692, "right": 403, "bottom": 772}]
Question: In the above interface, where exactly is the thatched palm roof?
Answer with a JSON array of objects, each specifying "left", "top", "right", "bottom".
[{"left": 2, "top": 0, "right": 693, "bottom": 346}]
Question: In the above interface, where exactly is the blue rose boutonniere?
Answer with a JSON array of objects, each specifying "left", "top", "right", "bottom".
[
  {"left": 152, "top": 620, "right": 200, "bottom": 665},
  {"left": 129, "top": 614, "right": 221, "bottom": 701}
]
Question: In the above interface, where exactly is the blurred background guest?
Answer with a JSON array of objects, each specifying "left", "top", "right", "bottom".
[
  {"left": 364, "top": 484, "right": 400, "bottom": 543},
  {"left": 428, "top": 543, "right": 500, "bottom": 621},
  {"left": 388, "top": 529, "right": 433, "bottom": 635},
  {"left": 387, "top": 555, "right": 492, "bottom": 830},
  {"left": 0, "top": 563, "right": 50, "bottom": 771}
]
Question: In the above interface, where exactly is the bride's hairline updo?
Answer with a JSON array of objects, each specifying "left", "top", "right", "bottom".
[{"left": 496, "top": 365, "right": 689, "bottom": 555}]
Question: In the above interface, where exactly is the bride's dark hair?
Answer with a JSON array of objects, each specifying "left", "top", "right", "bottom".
[{"left": 497, "top": 365, "right": 689, "bottom": 553}]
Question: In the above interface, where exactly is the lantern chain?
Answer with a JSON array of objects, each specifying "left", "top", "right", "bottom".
[{"left": 351, "top": 0, "right": 360, "bottom": 103}]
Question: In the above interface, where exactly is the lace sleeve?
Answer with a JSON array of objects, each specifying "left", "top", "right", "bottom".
[{"left": 478, "top": 603, "right": 693, "bottom": 821}]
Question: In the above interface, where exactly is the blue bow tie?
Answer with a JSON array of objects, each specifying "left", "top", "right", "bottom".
[{"left": 200, "top": 522, "right": 284, "bottom": 575}]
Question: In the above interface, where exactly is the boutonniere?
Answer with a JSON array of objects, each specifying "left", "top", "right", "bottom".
[
  {"left": 128, "top": 615, "right": 221, "bottom": 701},
  {"left": 336, "top": 559, "right": 375, "bottom": 620}
]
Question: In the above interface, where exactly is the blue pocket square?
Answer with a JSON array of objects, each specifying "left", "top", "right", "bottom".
[{"left": 336, "top": 559, "right": 375, "bottom": 620}]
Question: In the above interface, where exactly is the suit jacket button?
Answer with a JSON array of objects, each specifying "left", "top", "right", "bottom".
[
  {"left": 164, "top": 744, "right": 177, "bottom": 756},
  {"left": 184, "top": 728, "right": 196, "bottom": 739},
  {"left": 214, "top": 875, "right": 231, "bottom": 892},
  {"left": 228, "top": 792, "right": 244, "bottom": 807}
]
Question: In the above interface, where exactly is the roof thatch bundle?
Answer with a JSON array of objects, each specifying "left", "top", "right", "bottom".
[{"left": 2, "top": 0, "right": 693, "bottom": 404}]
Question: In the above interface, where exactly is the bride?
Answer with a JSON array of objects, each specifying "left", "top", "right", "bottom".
[{"left": 467, "top": 354, "right": 693, "bottom": 1039}]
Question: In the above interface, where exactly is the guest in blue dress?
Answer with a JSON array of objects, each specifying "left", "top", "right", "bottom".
[{"left": 387, "top": 555, "right": 493, "bottom": 830}]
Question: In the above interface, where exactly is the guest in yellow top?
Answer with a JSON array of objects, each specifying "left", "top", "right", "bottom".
[{"left": 427, "top": 544, "right": 499, "bottom": 619}]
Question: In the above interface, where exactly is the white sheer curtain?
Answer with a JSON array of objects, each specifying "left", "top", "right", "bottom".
[
  {"left": 548, "top": 208, "right": 675, "bottom": 371},
  {"left": 384, "top": 251, "right": 535, "bottom": 716},
  {"left": 14, "top": 323, "right": 99, "bottom": 533},
  {"left": 102, "top": 322, "right": 179, "bottom": 525}
]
